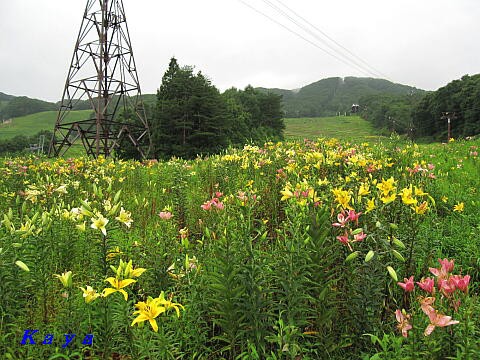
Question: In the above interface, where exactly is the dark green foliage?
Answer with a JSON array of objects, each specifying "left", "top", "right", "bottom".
[
  {"left": 0, "top": 91, "right": 14, "bottom": 102},
  {"left": 1, "top": 96, "right": 57, "bottom": 119},
  {"left": 358, "top": 93, "right": 425, "bottom": 135},
  {"left": 222, "top": 86, "right": 284, "bottom": 147},
  {"left": 412, "top": 74, "right": 480, "bottom": 139},
  {"left": 0, "top": 130, "right": 51, "bottom": 155},
  {"left": 259, "top": 77, "right": 423, "bottom": 117},
  {"left": 152, "top": 58, "right": 229, "bottom": 159},
  {"left": 151, "top": 58, "right": 284, "bottom": 159}
]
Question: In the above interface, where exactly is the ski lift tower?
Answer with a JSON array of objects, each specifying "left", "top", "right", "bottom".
[{"left": 49, "top": 0, "right": 151, "bottom": 158}]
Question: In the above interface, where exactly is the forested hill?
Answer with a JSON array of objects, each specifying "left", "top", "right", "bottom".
[
  {"left": 412, "top": 74, "right": 480, "bottom": 139},
  {"left": 0, "top": 92, "right": 14, "bottom": 102},
  {"left": 0, "top": 92, "right": 159, "bottom": 120},
  {"left": 0, "top": 92, "right": 57, "bottom": 119},
  {"left": 257, "top": 77, "right": 424, "bottom": 117}
]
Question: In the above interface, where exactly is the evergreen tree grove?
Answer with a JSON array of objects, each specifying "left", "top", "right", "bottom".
[{"left": 151, "top": 58, "right": 285, "bottom": 159}]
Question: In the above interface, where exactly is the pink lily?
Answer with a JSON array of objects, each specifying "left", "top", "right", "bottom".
[
  {"left": 395, "top": 309, "right": 412, "bottom": 337},
  {"left": 439, "top": 278, "right": 456, "bottom": 296},
  {"left": 424, "top": 309, "right": 459, "bottom": 336},
  {"left": 353, "top": 231, "right": 367, "bottom": 242},
  {"left": 201, "top": 201, "right": 212, "bottom": 211},
  {"left": 397, "top": 276, "right": 415, "bottom": 292},
  {"left": 450, "top": 275, "right": 470, "bottom": 293},
  {"left": 438, "top": 258, "right": 455, "bottom": 273},
  {"left": 214, "top": 201, "right": 225, "bottom": 210},
  {"left": 158, "top": 211, "right": 173, "bottom": 220},
  {"left": 420, "top": 296, "right": 436, "bottom": 315},
  {"left": 416, "top": 277, "right": 435, "bottom": 294},
  {"left": 347, "top": 209, "right": 362, "bottom": 224},
  {"left": 336, "top": 231, "right": 350, "bottom": 246},
  {"left": 332, "top": 211, "right": 349, "bottom": 227}
]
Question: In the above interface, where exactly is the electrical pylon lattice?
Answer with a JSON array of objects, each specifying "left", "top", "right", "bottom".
[{"left": 49, "top": 0, "right": 151, "bottom": 158}]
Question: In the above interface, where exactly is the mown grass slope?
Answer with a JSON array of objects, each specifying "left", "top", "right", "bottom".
[
  {"left": 0, "top": 110, "right": 91, "bottom": 140},
  {"left": 283, "top": 115, "right": 380, "bottom": 140}
]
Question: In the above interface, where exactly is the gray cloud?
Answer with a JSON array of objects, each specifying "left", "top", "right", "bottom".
[{"left": 1, "top": 0, "right": 479, "bottom": 102}]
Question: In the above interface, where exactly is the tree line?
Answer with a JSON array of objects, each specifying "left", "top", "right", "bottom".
[
  {"left": 0, "top": 130, "right": 51, "bottom": 155},
  {"left": 358, "top": 93, "right": 424, "bottom": 135},
  {"left": 359, "top": 74, "right": 480, "bottom": 140},
  {"left": 0, "top": 97, "right": 57, "bottom": 120},
  {"left": 411, "top": 74, "right": 480, "bottom": 139},
  {"left": 150, "top": 58, "right": 284, "bottom": 159}
]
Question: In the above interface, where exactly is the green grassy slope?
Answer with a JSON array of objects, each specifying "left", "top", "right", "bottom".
[
  {"left": 284, "top": 115, "right": 380, "bottom": 141},
  {"left": 1, "top": 112, "right": 379, "bottom": 144},
  {"left": 0, "top": 110, "right": 91, "bottom": 140}
]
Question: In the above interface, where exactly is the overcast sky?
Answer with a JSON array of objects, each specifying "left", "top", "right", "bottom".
[{"left": 1, "top": 0, "right": 479, "bottom": 102}]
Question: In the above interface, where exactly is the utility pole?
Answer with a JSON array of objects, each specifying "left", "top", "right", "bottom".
[
  {"left": 441, "top": 112, "right": 457, "bottom": 141},
  {"left": 408, "top": 122, "right": 415, "bottom": 141},
  {"left": 386, "top": 116, "right": 395, "bottom": 132}
]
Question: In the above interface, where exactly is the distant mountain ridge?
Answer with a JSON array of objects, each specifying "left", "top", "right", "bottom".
[
  {"left": 1, "top": 77, "right": 423, "bottom": 120},
  {"left": 0, "top": 93, "right": 57, "bottom": 120},
  {"left": 0, "top": 92, "right": 158, "bottom": 120},
  {"left": 257, "top": 77, "right": 425, "bottom": 117}
]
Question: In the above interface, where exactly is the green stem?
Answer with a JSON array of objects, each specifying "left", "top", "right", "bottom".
[{"left": 406, "top": 218, "right": 417, "bottom": 275}]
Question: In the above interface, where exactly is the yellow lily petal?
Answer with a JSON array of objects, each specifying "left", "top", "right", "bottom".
[
  {"left": 102, "top": 288, "right": 117, "bottom": 298},
  {"left": 119, "top": 289, "right": 129, "bottom": 301},
  {"left": 131, "top": 313, "right": 149, "bottom": 327},
  {"left": 119, "top": 278, "right": 136, "bottom": 289},
  {"left": 130, "top": 268, "right": 147, "bottom": 277},
  {"left": 149, "top": 318, "right": 159, "bottom": 332},
  {"left": 105, "top": 277, "right": 117, "bottom": 288}
]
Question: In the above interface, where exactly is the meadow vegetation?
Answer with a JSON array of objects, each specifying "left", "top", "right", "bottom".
[{"left": 0, "top": 134, "right": 478, "bottom": 359}]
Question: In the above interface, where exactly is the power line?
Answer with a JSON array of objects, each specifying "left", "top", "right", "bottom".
[
  {"left": 270, "top": 0, "right": 390, "bottom": 80},
  {"left": 260, "top": 0, "right": 385, "bottom": 79},
  {"left": 236, "top": 0, "right": 384, "bottom": 78}
]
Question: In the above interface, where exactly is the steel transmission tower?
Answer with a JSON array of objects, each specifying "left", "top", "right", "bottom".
[{"left": 49, "top": 0, "right": 151, "bottom": 158}]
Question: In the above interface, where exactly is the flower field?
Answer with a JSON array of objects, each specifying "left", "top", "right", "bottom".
[{"left": 0, "top": 137, "right": 479, "bottom": 359}]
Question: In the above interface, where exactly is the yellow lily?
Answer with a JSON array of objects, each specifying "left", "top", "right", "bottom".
[
  {"left": 413, "top": 201, "right": 429, "bottom": 215},
  {"left": 376, "top": 177, "right": 396, "bottom": 196},
  {"left": 76, "top": 221, "right": 86, "bottom": 232},
  {"left": 365, "top": 198, "right": 376, "bottom": 213},
  {"left": 380, "top": 192, "right": 397, "bottom": 204},
  {"left": 80, "top": 285, "right": 100, "bottom": 304},
  {"left": 157, "top": 291, "right": 185, "bottom": 318},
  {"left": 115, "top": 207, "right": 133, "bottom": 228},
  {"left": 280, "top": 187, "right": 294, "bottom": 201},
  {"left": 453, "top": 202, "right": 464, "bottom": 212},
  {"left": 91, "top": 213, "right": 109, "bottom": 236},
  {"left": 332, "top": 188, "right": 353, "bottom": 210},
  {"left": 53, "top": 271, "right": 73, "bottom": 288},
  {"left": 131, "top": 296, "right": 166, "bottom": 332},
  {"left": 103, "top": 277, "right": 136, "bottom": 301},
  {"left": 400, "top": 186, "right": 417, "bottom": 206},
  {"left": 124, "top": 260, "right": 146, "bottom": 278}
]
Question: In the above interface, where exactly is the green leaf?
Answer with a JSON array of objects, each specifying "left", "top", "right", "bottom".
[
  {"left": 80, "top": 200, "right": 92, "bottom": 211},
  {"left": 113, "top": 190, "right": 122, "bottom": 203}
]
